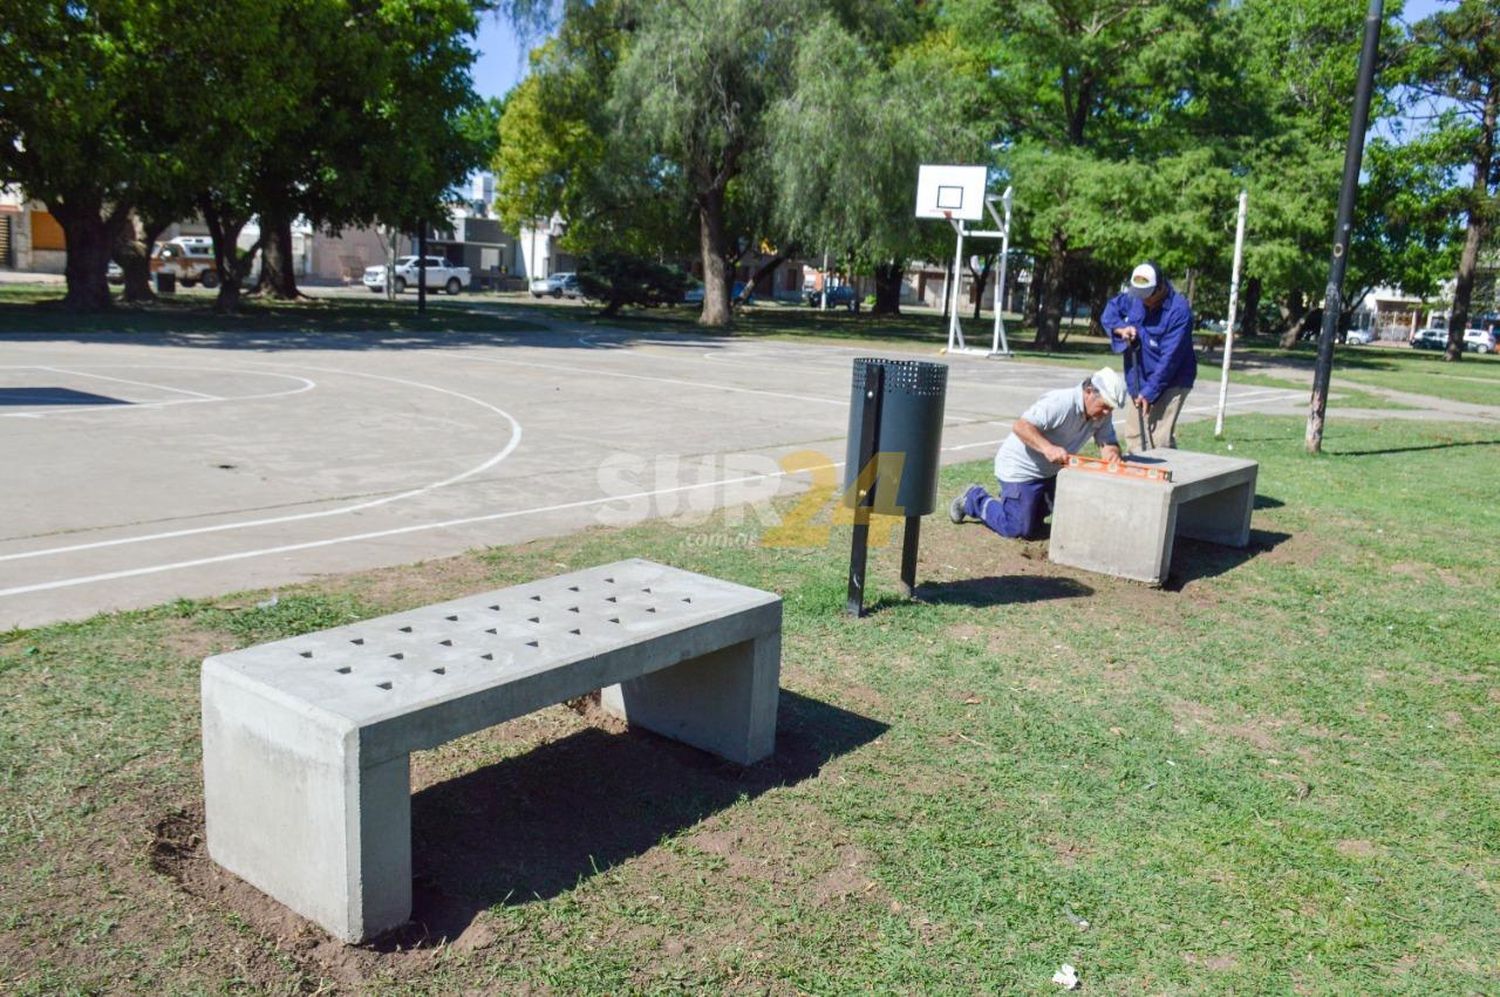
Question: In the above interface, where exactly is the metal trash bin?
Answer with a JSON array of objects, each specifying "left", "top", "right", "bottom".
[
  {"left": 155, "top": 272, "right": 176, "bottom": 294},
  {"left": 843, "top": 358, "right": 948, "bottom": 515}
]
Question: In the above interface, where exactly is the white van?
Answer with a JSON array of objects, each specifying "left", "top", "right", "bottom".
[{"left": 151, "top": 236, "right": 220, "bottom": 288}]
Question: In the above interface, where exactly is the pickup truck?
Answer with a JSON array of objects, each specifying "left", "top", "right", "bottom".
[{"left": 363, "top": 256, "right": 470, "bottom": 294}]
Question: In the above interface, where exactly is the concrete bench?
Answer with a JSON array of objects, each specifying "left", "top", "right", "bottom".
[
  {"left": 1048, "top": 449, "right": 1259, "bottom": 586},
  {"left": 201, "top": 558, "right": 781, "bottom": 942}
]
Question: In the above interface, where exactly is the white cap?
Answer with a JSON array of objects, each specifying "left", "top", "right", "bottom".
[
  {"left": 1090, "top": 367, "right": 1127, "bottom": 410},
  {"left": 1128, "top": 262, "right": 1159, "bottom": 299}
]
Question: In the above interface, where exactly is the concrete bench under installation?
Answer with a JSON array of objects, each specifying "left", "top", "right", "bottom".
[
  {"left": 202, "top": 558, "right": 781, "bottom": 942},
  {"left": 1048, "top": 449, "right": 1259, "bottom": 586}
]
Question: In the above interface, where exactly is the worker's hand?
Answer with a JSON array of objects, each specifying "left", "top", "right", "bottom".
[
  {"left": 1114, "top": 325, "right": 1138, "bottom": 342},
  {"left": 1100, "top": 444, "right": 1122, "bottom": 464},
  {"left": 1044, "top": 444, "right": 1069, "bottom": 466},
  {"left": 1135, "top": 395, "right": 1151, "bottom": 414}
]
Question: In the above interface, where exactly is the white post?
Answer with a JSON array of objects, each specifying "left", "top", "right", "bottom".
[
  {"left": 1214, "top": 190, "right": 1249, "bottom": 438},
  {"left": 990, "top": 187, "right": 1013, "bottom": 356},
  {"left": 947, "top": 223, "right": 966, "bottom": 351}
]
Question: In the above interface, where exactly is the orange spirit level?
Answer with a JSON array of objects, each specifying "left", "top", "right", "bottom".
[{"left": 1065, "top": 454, "right": 1173, "bottom": 483}]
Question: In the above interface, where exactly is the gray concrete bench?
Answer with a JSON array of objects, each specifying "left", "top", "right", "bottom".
[
  {"left": 1048, "top": 449, "right": 1259, "bottom": 586},
  {"left": 202, "top": 558, "right": 780, "bottom": 942}
]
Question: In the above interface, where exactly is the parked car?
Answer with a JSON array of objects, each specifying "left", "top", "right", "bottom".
[
  {"left": 363, "top": 256, "right": 470, "bottom": 294},
  {"left": 106, "top": 261, "right": 124, "bottom": 285},
  {"left": 1345, "top": 327, "right": 1375, "bottom": 345},
  {"left": 1461, "top": 328, "right": 1495, "bottom": 353},
  {"left": 1410, "top": 327, "right": 1448, "bottom": 350},
  {"left": 530, "top": 272, "right": 581, "bottom": 298},
  {"left": 807, "top": 284, "right": 857, "bottom": 310}
]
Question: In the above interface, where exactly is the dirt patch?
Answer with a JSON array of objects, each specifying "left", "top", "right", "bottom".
[
  {"left": 1184, "top": 952, "right": 1239, "bottom": 972},
  {"left": 1335, "top": 839, "right": 1385, "bottom": 859}
]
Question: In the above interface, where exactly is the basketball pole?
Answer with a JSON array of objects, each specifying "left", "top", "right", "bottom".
[
  {"left": 947, "top": 217, "right": 966, "bottom": 352},
  {"left": 1214, "top": 189, "right": 1249, "bottom": 438},
  {"left": 987, "top": 187, "right": 1013, "bottom": 357}
]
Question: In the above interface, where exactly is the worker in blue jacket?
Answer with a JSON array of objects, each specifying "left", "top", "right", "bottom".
[{"left": 1101, "top": 261, "right": 1197, "bottom": 451}]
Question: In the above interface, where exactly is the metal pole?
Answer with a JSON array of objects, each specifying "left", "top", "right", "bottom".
[
  {"left": 991, "top": 188, "right": 1013, "bottom": 356},
  {"left": 846, "top": 365, "right": 884, "bottom": 617},
  {"left": 898, "top": 516, "right": 921, "bottom": 598},
  {"left": 1214, "top": 190, "right": 1249, "bottom": 438},
  {"left": 821, "top": 251, "right": 829, "bottom": 311},
  {"left": 1307, "top": 0, "right": 1383, "bottom": 454},
  {"left": 947, "top": 225, "right": 965, "bottom": 351},
  {"left": 417, "top": 222, "right": 428, "bottom": 315}
]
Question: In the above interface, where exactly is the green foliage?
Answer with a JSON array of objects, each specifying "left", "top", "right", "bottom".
[{"left": 575, "top": 250, "right": 690, "bottom": 314}]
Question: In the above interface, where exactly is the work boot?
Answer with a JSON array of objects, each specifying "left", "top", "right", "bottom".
[{"left": 948, "top": 491, "right": 968, "bottom": 524}]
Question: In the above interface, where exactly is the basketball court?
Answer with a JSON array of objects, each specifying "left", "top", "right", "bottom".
[{"left": 0, "top": 321, "right": 1307, "bottom": 627}]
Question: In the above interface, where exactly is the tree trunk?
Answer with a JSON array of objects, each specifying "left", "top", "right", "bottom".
[
  {"left": 970, "top": 255, "right": 993, "bottom": 322},
  {"left": 1278, "top": 289, "right": 1306, "bottom": 349},
  {"left": 1033, "top": 232, "right": 1068, "bottom": 352},
  {"left": 257, "top": 208, "right": 301, "bottom": 299},
  {"left": 738, "top": 245, "right": 796, "bottom": 305},
  {"left": 201, "top": 196, "right": 258, "bottom": 314},
  {"left": 1242, "top": 277, "right": 1261, "bottom": 338},
  {"left": 696, "top": 186, "right": 731, "bottom": 327},
  {"left": 53, "top": 198, "right": 121, "bottom": 312},
  {"left": 872, "top": 261, "right": 904, "bottom": 316},
  {"left": 114, "top": 214, "right": 167, "bottom": 304},
  {"left": 1446, "top": 82, "right": 1496, "bottom": 361},
  {"left": 940, "top": 258, "right": 952, "bottom": 322}
]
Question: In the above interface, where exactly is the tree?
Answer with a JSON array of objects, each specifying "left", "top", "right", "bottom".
[
  {"left": 607, "top": 0, "right": 803, "bottom": 327},
  {"left": 0, "top": 0, "right": 201, "bottom": 310},
  {"left": 944, "top": 0, "right": 1241, "bottom": 350},
  {"left": 1404, "top": 1, "right": 1500, "bottom": 361},
  {"left": 766, "top": 15, "right": 985, "bottom": 315}
]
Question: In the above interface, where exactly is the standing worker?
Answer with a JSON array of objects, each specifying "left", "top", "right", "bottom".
[
  {"left": 948, "top": 369, "right": 1126, "bottom": 540},
  {"left": 1102, "top": 261, "right": 1196, "bottom": 451}
]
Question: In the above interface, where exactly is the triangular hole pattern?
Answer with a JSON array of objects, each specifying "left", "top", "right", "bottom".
[
  {"left": 399, "top": 626, "right": 413, "bottom": 633},
  {"left": 299, "top": 651, "right": 313, "bottom": 659},
  {"left": 568, "top": 585, "right": 580, "bottom": 592},
  {"left": 530, "top": 594, "right": 542, "bottom": 602},
  {"left": 336, "top": 666, "right": 352, "bottom": 675},
  {"left": 439, "top": 639, "right": 453, "bottom": 647},
  {"left": 376, "top": 681, "right": 393, "bottom": 691},
  {"left": 390, "top": 652, "right": 404, "bottom": 660},
  {"left": 432, "top": 667, "right": 446, "bottom": 675},
  {"left": 528, "top": 616, "right": 540, "bottom": 624},
  {"left": 525, "top": 640, "right": 540, "bottom": 648},
  {"left": 350, "top": 638, "right": 365, "bottom": 646},
  {"left": 569, "top": 628, "right": 581, "bottom": 636},
  {"left": 445, "top": 614, "right": 458, "bottom": 622},
  {"left": 481, "top": 653, "right": 494, "bottom": 661}
]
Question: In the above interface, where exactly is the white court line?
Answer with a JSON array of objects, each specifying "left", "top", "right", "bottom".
[
  {"left": 42, "top": 365, "right": 220, "bottom": 400},
  {"left": 1, "top": 363, "right": 522, "bottom": 564},
  {"left": 0, "top": 437, "right": 1012, "bottom": 598},
  {"left": 0, "top": 364, "right": 316, "bottom": 418}
]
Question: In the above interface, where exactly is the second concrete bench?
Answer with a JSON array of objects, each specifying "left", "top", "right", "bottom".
[
  {"left": 201, "top": 558, "right": 781, "bottom": 942},
  {"left": 1048, "top": 449, "right": 1259, "bottom": 586}
]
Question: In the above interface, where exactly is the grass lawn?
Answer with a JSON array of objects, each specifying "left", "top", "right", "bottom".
[
  {"left": 2, "top": 414, "right": 1496, "bottom": 994},
  {"left": 0, "top": 285, "right": 547, "bottom": 337},
  {"left": 1236, "top": 341, "right": 1500, "bottom": 409}
]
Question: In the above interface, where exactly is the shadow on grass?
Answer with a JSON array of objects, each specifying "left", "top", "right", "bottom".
[
  {"left": 391, "top": 689, "right": 885, "bottom": 948},
  {"left": 1164, "top": 528, "right": 1291, "bottom": 590},
  {"left": 893, "top": 574, "right": 1094, "bottom": 610},
  {"left": 1253, "top": 494, "right": 1285, "bottom": 510},
  {"left": 1325, "top": 439, "right": 1500, "bottom": 457}
]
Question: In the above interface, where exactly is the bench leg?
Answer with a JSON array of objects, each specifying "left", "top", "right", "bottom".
[
  {"left": 1050, "top": 472, "right": 1177, "bottom": 586},
  {"left": 1175, "top": 476, "right": 1256, "bottom": 548},
  {"left": 599, "top": 632, "right": 780, "bottom": 765},
  {"left": 202, "top": 670, "right": 412, "bottom": 942}
]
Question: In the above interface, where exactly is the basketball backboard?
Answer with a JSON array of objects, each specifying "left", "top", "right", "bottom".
[{"left": 915, "top": 165, "right": 988, "bottom": 221}]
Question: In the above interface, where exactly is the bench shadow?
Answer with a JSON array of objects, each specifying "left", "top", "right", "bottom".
[
  {"left": 1163, "top": 529, "right": 1291, "bottom": 590},
  {"left": 1253, "top": 494, "right": 1284, "bottom": 510},
  {"left": 872, "top": 575, "right": 1094, "bottom": 611},
  {"left": 387, "top": 689, "right": 886, "bottom": 949}
]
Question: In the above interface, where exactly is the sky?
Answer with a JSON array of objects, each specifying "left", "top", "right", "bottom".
[{"left": 470, "top": 13, "right": 533, "bottom": 102}]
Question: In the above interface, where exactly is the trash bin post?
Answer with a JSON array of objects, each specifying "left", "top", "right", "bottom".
[{"left": 845, "top": 364, "right": 884, "bottom": 618}]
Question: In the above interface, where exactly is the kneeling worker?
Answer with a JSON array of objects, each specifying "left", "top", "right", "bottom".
[{"left": 949, "top": 368, "right": 1127, "bottom": 540}]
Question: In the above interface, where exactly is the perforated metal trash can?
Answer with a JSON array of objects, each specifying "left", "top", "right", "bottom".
[{"left": 843, "top": 358, "right": 948, "bottom": 516}]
